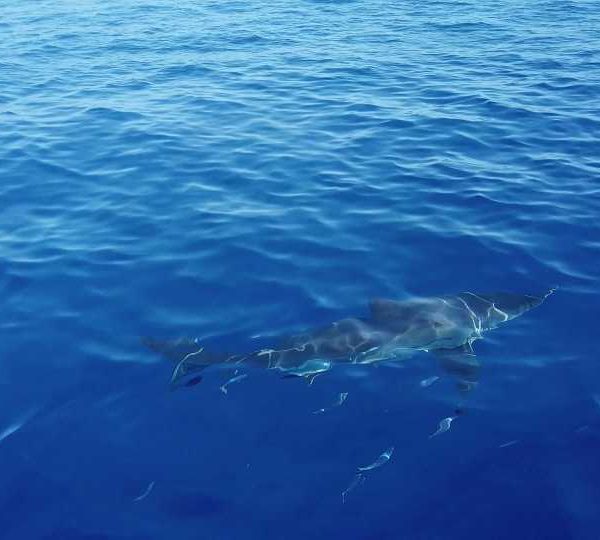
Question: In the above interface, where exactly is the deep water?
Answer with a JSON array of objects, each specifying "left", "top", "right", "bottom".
[{"left": 1, "top": 0, "right": 600, "bottom": 538}]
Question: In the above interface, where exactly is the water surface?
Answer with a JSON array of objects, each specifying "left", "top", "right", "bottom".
[{"left": 1, "top": 0, "right": 600, "bottom": 538}]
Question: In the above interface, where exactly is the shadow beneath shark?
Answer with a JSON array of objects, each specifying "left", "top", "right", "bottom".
[{"left": 144, "top": 289, "right": 555, "bottom": 395}]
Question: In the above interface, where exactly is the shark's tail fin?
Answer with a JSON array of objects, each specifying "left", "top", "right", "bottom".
[
  {"left": 142, "top": 337, "right": 205, "bottom": 363},
  {"left": 142, "top": 337, "right": 238, "bottom": 389}
]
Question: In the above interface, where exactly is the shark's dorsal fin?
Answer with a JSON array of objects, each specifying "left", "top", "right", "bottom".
[{"left": 368, "top": 298, "right": 408, "bottom": 321}]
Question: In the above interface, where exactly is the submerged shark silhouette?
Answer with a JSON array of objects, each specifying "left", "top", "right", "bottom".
[{"left": 145, "top": 289, "right": 554, "bottom": 391}]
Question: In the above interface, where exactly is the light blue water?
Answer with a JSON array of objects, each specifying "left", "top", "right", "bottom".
[{"left": 1, "top": 0, "right": 600, "bottom": 538}]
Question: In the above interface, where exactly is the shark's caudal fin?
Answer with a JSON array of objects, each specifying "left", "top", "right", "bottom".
[
  {"left": 142, "top": 337, "right": 204, "bottom": 363},
  {"left": 142, "top": 338, "right": 239, "bottom": 389}
]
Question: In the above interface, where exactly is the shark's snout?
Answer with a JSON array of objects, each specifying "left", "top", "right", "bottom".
[{"left": 473, "top": 288, "right": 554, "bottom": 319}]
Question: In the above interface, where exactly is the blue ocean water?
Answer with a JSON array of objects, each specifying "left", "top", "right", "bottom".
[{"left": 1, "top": 0, "right": 600, "bottom": 538}]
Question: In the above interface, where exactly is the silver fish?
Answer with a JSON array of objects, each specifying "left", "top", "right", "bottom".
[
  {"left": 220, "top": 374, "right": 248, "bottom": 395},
  {"left": 357, "top": 446, "right": 395, "bottom": 472},
  {"left": 420, "top": 376, "right": 440, "bottom": 388},
  {"left": 430, "top": 416, "right": 455, "bottom": 438},
  {"left": 133, "top": 481, "right": 155, "bottom": 502}
]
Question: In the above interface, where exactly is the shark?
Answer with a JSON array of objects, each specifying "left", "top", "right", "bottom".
[{"left": 145, "top": 289, "right": 555, "bottom": 391}]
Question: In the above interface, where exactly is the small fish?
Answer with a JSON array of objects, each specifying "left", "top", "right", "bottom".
[
  {"left": 429, "top": 416, "right": 455, "bottom": 438},
  {"left": 220, "top": 374, "right": 248, "bottom": 395},
  {"left": 336, "top": 392, "right": 349, "bottom": 406},
  {"left": 313, "top": 392, "right": 349, "bottom": 414},
  {"left": 342, "top": 473, "right": 365, "bottom": 503},
  {"left": 133, "top": 481, "right": 155, "bottom": 502},
  {"left": 499, "top": 440, "right": 518, "bottom": 448},
  {"left": 357, "top": 446, "right": 394, "bottom": 472},
  {"left": 420, "top": 376, "right": 440, "bottom": 388}
]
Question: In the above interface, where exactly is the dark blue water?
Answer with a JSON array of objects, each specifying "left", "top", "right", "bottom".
[{"left": 1, "top": 0, "right": 600, "bottom": 538}]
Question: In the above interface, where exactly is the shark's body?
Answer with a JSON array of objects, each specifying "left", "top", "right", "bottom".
[{"left": 146, "top": 290, "right": 553, "bottom": 390}]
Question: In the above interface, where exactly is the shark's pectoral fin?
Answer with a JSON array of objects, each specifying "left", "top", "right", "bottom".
[{"left": 432, "top": 342, "right": 479, "bottom": 394}]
